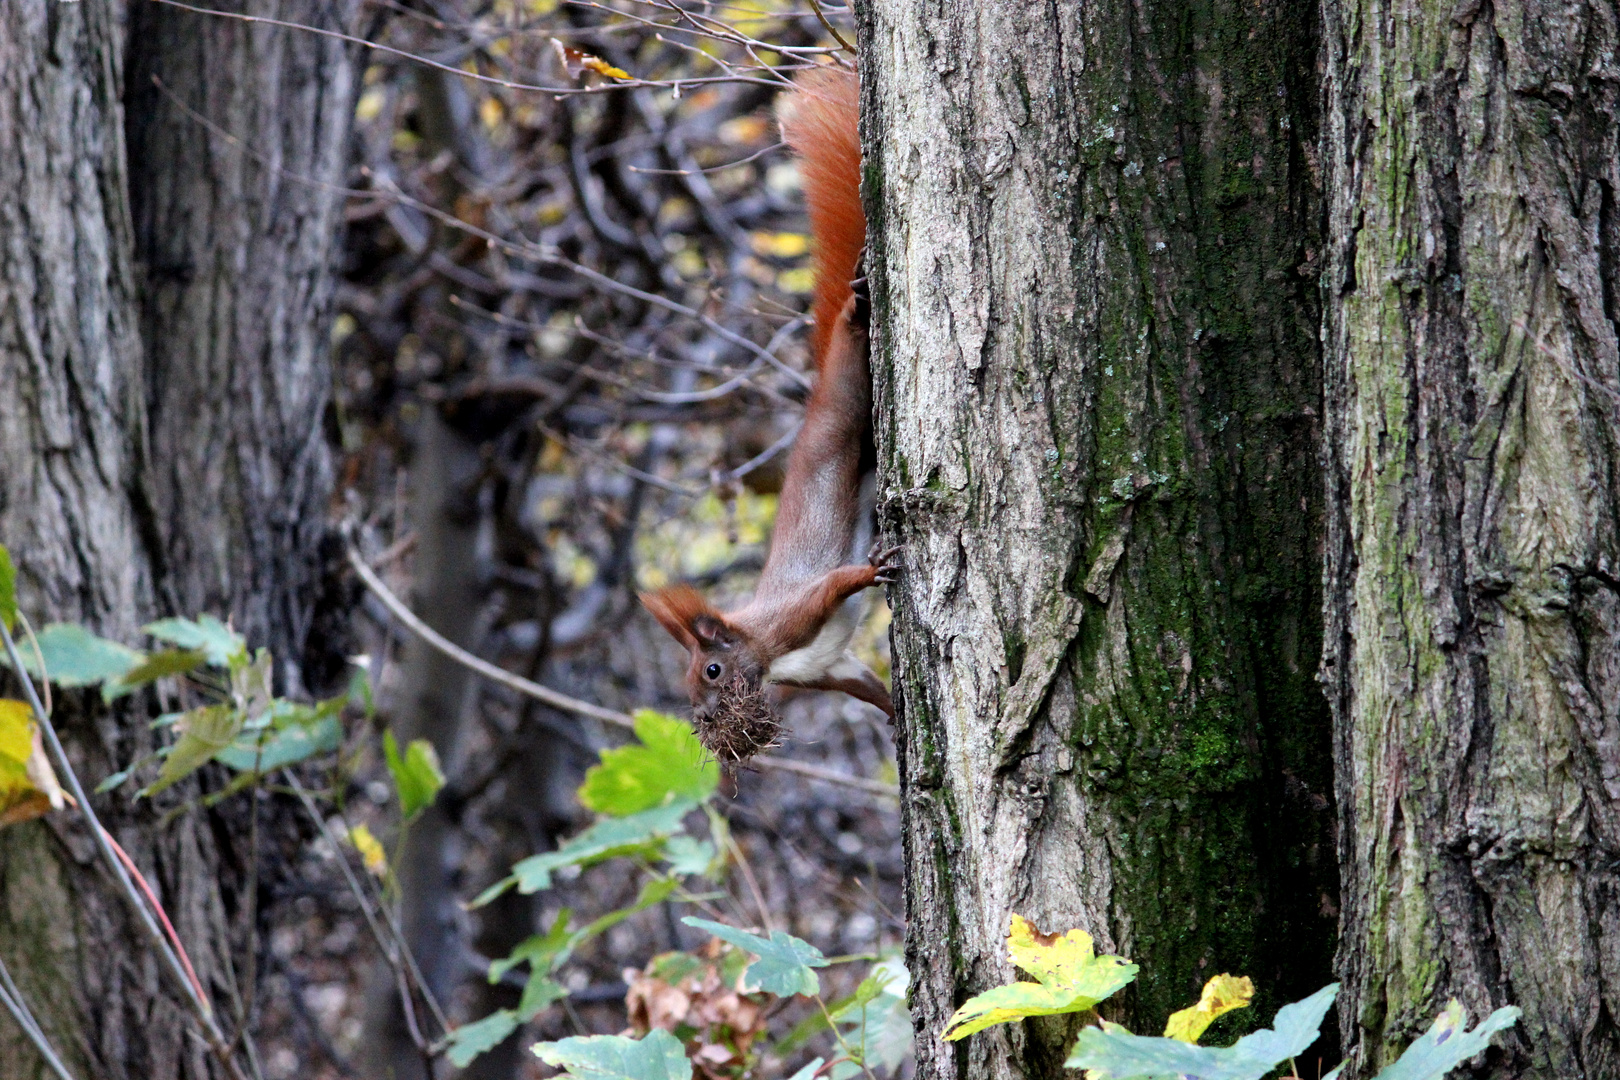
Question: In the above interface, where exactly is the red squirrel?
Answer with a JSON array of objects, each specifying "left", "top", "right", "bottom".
[{"left": 640, "top": 66, "right": 898, "bottom": 723}]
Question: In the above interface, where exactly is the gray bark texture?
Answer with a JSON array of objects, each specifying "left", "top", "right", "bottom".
[
  {"left": 0, "top": 1, "right": 355, "bottom": 1077},
  {"left": 1323, "top": 1, "right": 1620, "bottom": 1077},
  {"left": 858, "top": 0, "right": 1333, "bottom": 1076},
  {"left": 126, "top": 0, "right": 358, "bottom": 695}
]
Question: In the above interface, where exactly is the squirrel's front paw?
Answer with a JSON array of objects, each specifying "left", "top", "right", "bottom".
[
  {"left": 850, "top": 249, "right": 870, "bottom": 329},
  {"left": 867, "top": 542, "right": 902, "bottom": 584}
]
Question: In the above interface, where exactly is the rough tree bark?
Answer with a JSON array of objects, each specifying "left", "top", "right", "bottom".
[
  {"left": 0, "top": 2, "right": 355, "bottom": 1077},
  {"left": 1323, "top": 1, "right": 1620, "bottom": 1076},
  {"left": 126, "top": 0, "right": 359, "bottom": 694},
  {"left": 859, "top": 0, "right": 1333, "bottom": 1076}
]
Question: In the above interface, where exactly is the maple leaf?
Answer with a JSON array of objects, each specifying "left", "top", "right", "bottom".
[{"left": 943, "top": 914, "right": 1137, "bottom": 1040}]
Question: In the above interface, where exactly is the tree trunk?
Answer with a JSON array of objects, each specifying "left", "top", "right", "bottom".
[
  {"left": 126, "top": 0, "right": 358, "bottom": 695},
  {"left": 859, "top": 0, "right": 1333, "bottom": 1075},
  {"left": 0, "top": 2, "right": 355, "bottom": 1077},
  {"left": 359, "top": 410, "right": 485, "bottom": 1080},
  {"left": 1322, "top": 1, "right": 1620, "bottom": 1076}
]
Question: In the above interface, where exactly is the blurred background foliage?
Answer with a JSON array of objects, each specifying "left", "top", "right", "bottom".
[{"left": 260, "top": 0, "right": 902, "bottom": 1076}]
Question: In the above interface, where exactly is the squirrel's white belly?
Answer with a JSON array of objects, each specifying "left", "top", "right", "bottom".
[{"left": 766, "top": 608, "right": 858, "bottom": 685}]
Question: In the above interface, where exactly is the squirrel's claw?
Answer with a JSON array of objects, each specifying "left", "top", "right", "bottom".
[
  {"left": 850, "top": 249, "right": 870, "bottom": 329},
  {"left": 867, "top": 542, "right": 902, "bottom": 584}
]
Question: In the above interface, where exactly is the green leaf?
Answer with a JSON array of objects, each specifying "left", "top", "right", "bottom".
[
  {"left": 472, "top": 800, "right": 696, "bottom": 906},
  {"left": 104, "top": 649, "right": 208, "bottom": 700},
  {"left": 682, "top": 916, "right": 829, "bottom": 997},
  {"left": 579, "top": 710, "right": 718, "bottom": 816},
  {"left": 532, "top": 1028, "right": 693, "bottom": 1080},
  {"left": 944, "top": 914, "right": 1138, "bottom": 1040},
  {"left": 144, "top": 615, "right": 245, "bottom": 667},
  {"left": 96, "top": 768, "right": 134, "bottom": 794},
  {"left": 384, "top": 730, "right": 444, "bottom": 820},
  {"left": 785, "top": 1059, "right": 825, "bottom": 1080},
  {"left": 518, "top": 975, "right": 568, "bottom": 1021},
  {"left": 215, "top": 698, "right": 343, "bottom": 772},
  {"left": 444, "top": 1010, "right": 520, "bottom": 1067},
  {"left": 0, "top": 545, "right": 16, "bottom": 633},
  {"left": 490, "top": 910, "right": 575, "bottom": 983},
  {"left": 1066, "top": 983, "right": 1340, "bottom": 1080},
  {"left": 663, "top": 834, "right": 716, "bottom": 876},
  {"left": 19, "top": 624, "right": 142, "bottom": 687},
  {"left": 143, "top": 704, "right": 243, "bottom": 796},
  {"left": 1369, "top": 1001, "right": 1520, "bottom": 1080},
  {"left": 835, "top": 961, "right": 913, "bottom": 1074},
  {"left": 231, "top": 649, "right": 274, "bottom": 723}
]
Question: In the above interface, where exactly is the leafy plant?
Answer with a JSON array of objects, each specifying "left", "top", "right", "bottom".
[
  {"left": 445, "top": 711, "right": 913, "bottom": 1078},
  {"left": 534, "top": 1028, "right": 694, "bottom": 1080},
  {"left": 943, "top": 914, "right": 1137, "bottom": 1040},
  {"left": 944, "top": 913, "right": 1520, "bottom": 1080},
  {"left": 0, "top": 545, "right": 16, "bottom": 633},
  {"left": 682, "top": 917, "right": 830, "bottom": 997},
  {"left": 383, "top": 729, "right": 445, "bottom": 819},
  {"left": 3, "top": 614, "right": 350, "bottom": 799}
]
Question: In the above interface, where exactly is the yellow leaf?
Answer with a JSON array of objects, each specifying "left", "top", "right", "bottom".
[
  {"left": 354, "top": 86, "right": 385, "bottom": 123},
  {"left": 943, "top": 914, "right": 1138, "bottom": 1040},
  {"left": 777, "top": 267, "right": 815, "bottom": 295},
  {"left": 0, "top": 700, "right": 62, "bottom": 826},
  {"left": 0, "top": 700, "right": 33, "bottom": 763},
  {"left": 1164, "top": 973, "right": 1255, "bottom": 1043},
  {"left": 718, "top": 116, "right": 770, "bottom": 145},
  {"left": 580, "top": 56, "right": 630, "bottom": 80},
  {"left": 751, "top": 231, "right": 809, "bottom": 259},
  {"left": 349, "top": 823, "right": 388, "bottom": 877},
  {"left": 479, "top": 96, "right": 504, "bottom": 131}
]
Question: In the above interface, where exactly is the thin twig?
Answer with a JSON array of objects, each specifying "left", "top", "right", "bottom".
[
  {"left": 805, "top": 0, "right": 856, "bottom": 53},
  {"left": 146, "top": 0, "right": 790, "bottom": 94},
  {"left": 285, "top": 781, "right": 451, "bottom": 1041},
  {"left": 0, "top": 953, "right": 78, "bottom": 1080},
  {"left": 347, "top": 545, "right": 636, "bottom": 729},
  {"left": 150, "top": 73, "right": 812, "bottom": 391}
]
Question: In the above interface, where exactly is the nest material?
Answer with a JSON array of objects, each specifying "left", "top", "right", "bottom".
[{"left": 695, "top": 675, "right": 782, "bottom": 765}]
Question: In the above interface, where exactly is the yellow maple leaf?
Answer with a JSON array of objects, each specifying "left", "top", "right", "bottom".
[
  {"left": 943, "top": 914, "right": 1138, "bottom": 1040},
  {"left": 1164, "top": 973, "right": 1255, "bottom": 1043}
]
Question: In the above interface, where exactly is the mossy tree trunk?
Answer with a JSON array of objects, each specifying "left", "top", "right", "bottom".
[
  {"left": 858, "top": 0, "right": 1334, "bottom": 1075},
  {"left": 1322, "top": 1, "right": 1620, "bottom": 1076},
  {"left": 0, "top": 2, "right": 355, "bottom": 1076}
]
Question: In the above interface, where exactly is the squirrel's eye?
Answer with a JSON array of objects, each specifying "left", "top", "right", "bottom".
[{"left": 705, "top": 663, "right": 722, "bottom": 680}]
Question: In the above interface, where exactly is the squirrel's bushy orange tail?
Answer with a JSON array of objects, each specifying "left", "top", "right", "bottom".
[{"left": 777, "top": 66, "right": 863, "bottom": 369}]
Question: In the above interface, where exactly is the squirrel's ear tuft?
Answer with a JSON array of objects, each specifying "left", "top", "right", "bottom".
[
  {"left": 640, "top": 585, "right": 722, "bottom": 651},
  {"left": 690, "top": 613, "right": 738, "bottom": 647}
]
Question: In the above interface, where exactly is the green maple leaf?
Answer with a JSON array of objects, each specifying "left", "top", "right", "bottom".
[
  {"left": 682, "top": 916, "right": 829, "bottom": 997},
  {"left": 579, "top": 710, "right": 717, "bottom": 815},
  {"left": 532, "top": 1028, "right": 693, "bottom": 1080}
]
